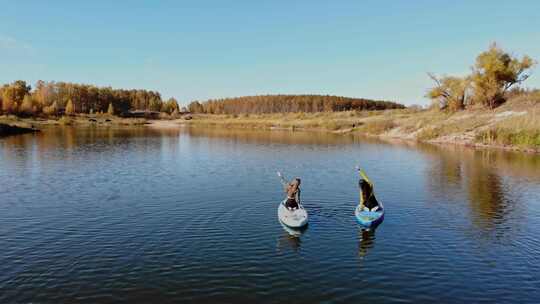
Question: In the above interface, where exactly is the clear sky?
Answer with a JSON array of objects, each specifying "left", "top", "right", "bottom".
[{"left": 1, "top": 0, "right": 539, "bottom": 106}]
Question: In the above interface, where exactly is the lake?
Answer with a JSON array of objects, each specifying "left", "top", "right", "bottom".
[{"left": 1, "top": 126, "right": 540, "bottom": 303}]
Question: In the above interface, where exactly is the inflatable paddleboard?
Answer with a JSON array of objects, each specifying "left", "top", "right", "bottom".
[
  {"left": 355, "top": 204, "right": 384, "bottom": 228},
  {"left": 278, "top": 200, "right": 308, "bottom": 228}
]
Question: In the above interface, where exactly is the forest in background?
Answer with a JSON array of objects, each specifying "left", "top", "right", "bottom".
[
  {"left": 1, "top": 80, "right": 405, "bottom": 118},
  {"left": 0, "top": 81, "right": 180, "bottom": 117},
  {"left": 187, "top": 95, "right": 404, "bottom": 114}
]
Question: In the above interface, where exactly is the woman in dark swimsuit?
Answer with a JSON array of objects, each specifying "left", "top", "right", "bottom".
[
  {"left": 278, "top": 172, "right": 301, "bottom": 210},
  {"left": 285, "top": 178, "right": 301, "bottom": 210}
]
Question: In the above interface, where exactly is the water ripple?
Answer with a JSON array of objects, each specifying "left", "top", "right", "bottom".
[{"left": 1, "top": 127, "right": 540, "bottom": 303}]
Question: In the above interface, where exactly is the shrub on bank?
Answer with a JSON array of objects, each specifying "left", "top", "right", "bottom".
[
  {"left": 58, "top": 116, "right": 73, "bottom": 125},
  {"left": 477, "top": 129, "right": 540, "bottom": 148},
  {"left": 476, "top": 110, "right": 540, "bottom": 148},
  {"left": 359, "top": 119, "right": 396, "bottom": 134}
]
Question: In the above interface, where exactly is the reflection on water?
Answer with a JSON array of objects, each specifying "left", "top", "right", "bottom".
[
  {"left": 185, "top": 126, "right": 378, "bottom": 145},
  {"left": 187, "top": 127, "right": 540, "bottom": 234},
  {"left": 1, "top": 126, "right": 540, "bottom": 303},
  {"left": 357, "top": 228, "right": 376, "bottom": 258},
  {"left": 276, "top": 224, "right": 306, "bottom": 253},
  {"left": 420, "top": 144, "right": 529, "bottom": 234}
]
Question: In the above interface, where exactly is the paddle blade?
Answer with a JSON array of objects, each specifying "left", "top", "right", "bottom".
[{"left": 358, "top": 169, "right": 374, "bottom": 188}]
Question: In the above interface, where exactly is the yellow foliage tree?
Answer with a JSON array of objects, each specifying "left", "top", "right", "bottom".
[
  {"left": 426, "top": 74, "right": 470, "bottom": 111},
  {"left": 65, "top": 99, "right": 75, "bottom": 115},
  {"left": 107, "top": 102, "right": 114, "bottom": 115},
  {"left": 20, "top": 94, "right": 35, "bottom": 115},
  {"left": 471, "top": 43, "right": 536, "bottom": 108},
  {"left": 43, "top": 101, "right": 58, "bottom": 116}
]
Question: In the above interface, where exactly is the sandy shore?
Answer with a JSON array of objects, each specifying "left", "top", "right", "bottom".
[{"left": 146, "top": 119, "right": 187, "bottom": 128}]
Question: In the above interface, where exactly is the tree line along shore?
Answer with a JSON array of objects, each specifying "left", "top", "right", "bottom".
[{"left": 1, "top": 43, "right": 539, "bottom": 152}]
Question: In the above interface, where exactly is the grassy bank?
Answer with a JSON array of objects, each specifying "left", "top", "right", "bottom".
[
  {"left": 0, "top": 114, "right": 148, "bottom": 128},
  {"left": 181, "top": 94, "right": 540, "bottom": 152}
]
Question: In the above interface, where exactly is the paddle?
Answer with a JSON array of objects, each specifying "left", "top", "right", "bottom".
[
  {"left": 278, "top": 171, "right": 303, "bottom": 208},
  {"left": 355, "top": 166, "right": 373, "bottom": 187},
  {"left": 277, "top": 171, "right": 288, "bottom": 186}
]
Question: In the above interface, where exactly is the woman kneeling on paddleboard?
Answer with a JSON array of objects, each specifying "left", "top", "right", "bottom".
[
  {"left": 278, "top": 172, "right": 301, "bottom": 210},
  {"left": 359, "top": 178, "right": 379, "bottom": 211},
  {"left": 285, "top": 178, "right": 301, "bottom": 210}
]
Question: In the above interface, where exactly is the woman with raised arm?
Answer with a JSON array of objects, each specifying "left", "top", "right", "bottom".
[{"left": 278, "top": 172, "right": 301, "bottom": 210}]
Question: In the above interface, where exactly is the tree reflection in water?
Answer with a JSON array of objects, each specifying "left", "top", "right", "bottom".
[{"left": 420, "top": 144, "right": 533, "bottom": 234}]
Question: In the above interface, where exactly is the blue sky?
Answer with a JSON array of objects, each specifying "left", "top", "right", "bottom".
[{"left": 1, "top": 0, "right": 539, "bottom": 106}]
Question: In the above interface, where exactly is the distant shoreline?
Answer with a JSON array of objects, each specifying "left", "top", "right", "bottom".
[
  {"left": 2, "top": 101, "right": 539, "bottom": 154},
  {"left": 156, "top": 99, "right": 540, "bottom": 154}
]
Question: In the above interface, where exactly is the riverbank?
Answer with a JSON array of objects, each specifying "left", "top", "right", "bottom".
[
  {"left": 170, "top": 96, "right": 539, "bottom": 153},
  {"left": 3, "top": 96, "right": 539, "bottom": 153},
  {"left": 0, "top": 114, "right": 148, "bottom": 128}
]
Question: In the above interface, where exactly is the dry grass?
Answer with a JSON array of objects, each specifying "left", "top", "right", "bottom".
[
  {"left": 357, "top": 119, "right": 396, "bottom": 134},
  {"left": 476, "top": 110, "right": 540, "bottom": 148},
  {"left": 0, "top": 114, "right": 147, "bottom": 127},
  {"left": 415, "top": 113, "right": 487, "bottom": 140},
  {"left": 186, "top": 111, "right": 382, "bottom": 131}
]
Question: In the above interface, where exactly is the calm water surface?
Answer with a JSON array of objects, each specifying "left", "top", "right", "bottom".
[{"left": 1, "top": 126, "right": 540, "bottom": 303}]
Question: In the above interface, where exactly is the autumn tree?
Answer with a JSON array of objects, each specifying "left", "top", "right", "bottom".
[
  {"left": 1, "top": 89, "right": 14, "bottom": 113},
  {"left": 161, "top": 97, "right": 179, "bottom": 114},
  {"left": 107, "top": 102, "right": 115, "bottom": 115},
  {"left": 43, "top": 101, "right": 58, "bottom": 115},
  {"left": 31, "top": 81, "right": 161, "bottom": 115},
  {"left": 20, "top": 94, "right": 35, "bottom": 115},
  {"left": 426, "top": 73, "right": 470, "bottom": 111},
  {"left": 187, "top": 101, "right": 203, "bottom": 113},
  {"left": 65, "top": 99, "right": 75, "bottom": 115},
  {"left": 1, "top": 80, "right": 31, "bottom": 114},
  {"left": 10, "top": 80, "right": 31, "bottom": 103},
  {"left": 471, "top": 43, "right": 536, "bottom": 108}
]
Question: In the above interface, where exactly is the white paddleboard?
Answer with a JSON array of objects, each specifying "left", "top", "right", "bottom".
[{"left": 278, "top": 200, "right": 308, "bottom": 228}]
